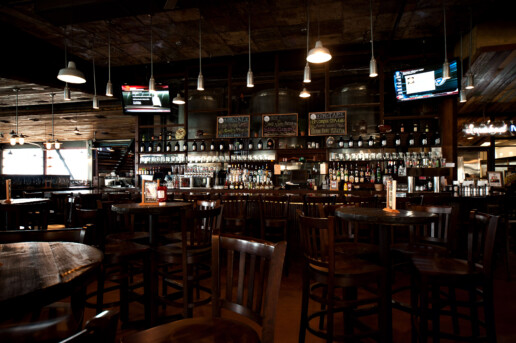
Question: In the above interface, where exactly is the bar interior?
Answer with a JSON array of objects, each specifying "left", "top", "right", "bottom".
[{"left": 0, "top": 1, "right": 515, "bottom": 342}]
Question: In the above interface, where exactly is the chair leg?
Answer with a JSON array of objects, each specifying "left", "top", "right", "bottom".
[
  {"left": 448, "top": 286, "right": 460, "bottom": 335},
  {"left": 431, "top": 284, "right": 440, "bottom": 343},
  {"left": 299, "top": 267, "right": 309, "bottom": 343},
  {"left": 410, "top": 274, "right": 419, "bottom": 343},
  {"left": 483, "top": 283, "right": 497, "bottom": 343},
  {"left": 469, "top": 286, "right": 480, "bottom": 339},
  {"left": 419, "top": 278, "right": 429, "bottom": 343},
  {"left": 378, "top": 272, "right": 389, "bottom": 343},
  {"left": 96, "top": 267, "right": 105, "bottom": 314},
  {"left": 120, "top": 263, "right": 130, "bottom": 323}
]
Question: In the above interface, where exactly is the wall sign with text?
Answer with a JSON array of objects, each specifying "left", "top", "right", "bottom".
[
  {"left": 216, "top": 115, "right": 250, "bottom": 138},
  {"left": 308, "top": 111, "right": 347, "bottom": 136},
  {"left": 262, "top": 113, "right": 298, "bottom": 137}
]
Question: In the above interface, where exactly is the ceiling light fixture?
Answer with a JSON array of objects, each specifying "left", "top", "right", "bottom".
[
  {"left": 303, "top": 2, "right": 311, "bottom": 83},
  {"left": 246, "top": 3, "right": 254, "bottom": 88},
  {"left": 459, "top": 32, "right": 467, "bottom": 103},
  {"left": 173, "top": 93, "right": 185, "bottom": 105},
  {"left": 442, "top": 1, "right": 450, "bottom": 80},
  {"left": 106, "top": 26, "right": 113, "bottom": 96},
  {"left": 92, "top": 39, "right": 99, "bottom": 109},
  {"left": 197, "top": 10, "right": 204, "bottom": 91},
  {"left": 46, "top": 93, "right": 61, "bottom": 150},
  {"left": 368, "top": 0, "right": 377, "bottom": 77},
  {"left": 57, "top": 27, "right": 86, "bottom": 84},
  {"left": 466, "top": 8, "right": 475, "bottom": 89},
  {"left": 64, "top": 83, "right": 71, "bottom": 101},
  {"left": 306, "top": 3, "right": 331, "bottom": 64},
  {"left": 10, "top": 88, "right": 24, "bottom": 146},
  {"left": 299, "top": 87, "right": 311, "bottom": 98},
  {"left": 149, "top": 15, "right": 156, "bottom": 93}
]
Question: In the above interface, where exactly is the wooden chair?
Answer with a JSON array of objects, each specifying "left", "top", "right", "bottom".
[
  {"left": 49, "top": 192, "right": 73, "bottom": 227},
  {"left": 411, "top": 211, "right": 500, "bottom": 343},
  {"left": 220, "top": 194, "right": 248, "bottom": 234},
  {"left": 59, "top": 310, "right": 119, "bottom": 343},
  {"left": 258, "top": 194, "right": 290, "bottom": 241},
  {"left": 156, "top": 205, "right": 223, "bottom": 318},
  {"left": 0, "top": 226, "right": 94, "bottom": 342},
  {"left": 121, "top": 233, "right": 287, "bottom": 343},
  {"left": 298, "top": 213, "right": 388, "bottom": 343},
  {"left": 303, "top": 195, "right": 336, "bottom": 218}
]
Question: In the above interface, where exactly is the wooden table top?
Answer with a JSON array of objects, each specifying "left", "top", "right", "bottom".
[
  {"left": 0, "top": 242, "right": 102, "bottom": 316},
  {"left": 0, "top": 198, "right": 49, "bottom": 206},
  {"left": 334, "top": 206, "right": 438, "bottom": 225},
  {"left": 111, "top": 201, "right": 191, "bottom": 214}
]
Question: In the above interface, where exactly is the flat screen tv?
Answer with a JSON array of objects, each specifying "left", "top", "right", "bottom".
[
  {"left": 393, "top": 60, "right": 459, "bottom": 102},
  {"left": 121, "top": 85, "right": 171, "bottom": 114}
]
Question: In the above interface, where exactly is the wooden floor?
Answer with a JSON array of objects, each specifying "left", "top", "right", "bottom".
[{"left": 84, "top": 251, "right": 516, "bottom": 343}]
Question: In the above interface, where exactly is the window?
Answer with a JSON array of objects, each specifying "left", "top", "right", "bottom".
[
  {"left": 46, "top": 149, "right": 89, "bottom": 180},
  {"left": 2, "top": 148, "right": 44, "bottom": 175}
]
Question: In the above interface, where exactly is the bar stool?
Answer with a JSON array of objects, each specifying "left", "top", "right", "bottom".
[{"left": 298, "top": 213, "right": 388, "bottom": 343}]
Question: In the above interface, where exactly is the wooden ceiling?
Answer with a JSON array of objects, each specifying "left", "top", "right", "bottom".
[{"left": 0, "top": 0, "right": 515, "bottom": 146}]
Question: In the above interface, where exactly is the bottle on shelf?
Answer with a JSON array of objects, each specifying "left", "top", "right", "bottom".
[
  {"left": 348, "top": 135, "right": 354, "bottom": 148},
  {"left": 413, "top": 122, "right": 418, "bottom": 132},
  {"left": 257, "top": 139, "right": 263, "bottom": 150},
  {"left": 425, "top": 123, "right": 429, "bottom": 133},
  {"left": 376, "top": 162, "right": 382, "bottom": 183},
  {"left": 182, "top": 141, "right": 188, "bottom": 152},
  {"left": 158, "top": 131, "right": 163, "bottom": 141},
  {"left": 368, "top": 136, "right": 374, "bottom": 147},
  {"left": 434, "top": 131, "right": 441, "bottom": 146},
  {"left": 380, "top": 133, "right": 387, "bottom": 147},
  {"left": 219, "top": 141, "right": 225, "bottom": 151},
  {"left": 210, "top": 141, "right": 216, "bottom": 151},
  {"left": 174, "top": 141, "right": 180, "bottom": 152},
  {"left": 267, "top": 138, "right": 274, "bottom": 149},
  {"left": 139, "top": 138, "right": 146, "bottom": 153},
  {"left": 200, "top": 140, "right": 206, "bottom": 151},
  {"left": 357, "top": 136, "right": 363, "bottom": 147},
  {"left": 420, "top": 131, "right": 428, "bottom": 146},
  {"left": 400, "top": 123, "right": 405, "bottom": 133},
  {"left": 147, "top": 141, "right": 154, "bottom": 152},
  {"left": 166, "top": 141, "right": 172, "bottom": 152},
  {"left": 408, "top": 132, "right": 415, "bottom": 146},
  {"left": 338, "top": 136, "right": 344, "bottom": 148},
  {"left": 395, "top": 132, "right": 401, "bottom": 147},
  {"left": 237, "top": 139, "right": 244, "bottom": 150},
  {"left": 156, "top": 141, "right": 162, "bottom": 152},
  {"left": 248, "top": 139, "right": 254, "bottom": 150}
]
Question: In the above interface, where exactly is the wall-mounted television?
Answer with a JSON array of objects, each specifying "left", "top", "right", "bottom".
[
  {"left": 393, "top": 60, "right": 459, "bottom": 102},
  {"left": 121, "top": 85, "right": 171, "bottom": 114}
]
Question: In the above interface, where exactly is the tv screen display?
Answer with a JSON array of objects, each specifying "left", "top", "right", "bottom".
[
  {"left": 121, "top": 85, "right": 171, "bottom": 113},
  {"left": 393, "top": 60, "right": 459, "bottom": 101}
]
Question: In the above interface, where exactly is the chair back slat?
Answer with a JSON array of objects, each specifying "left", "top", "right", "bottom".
[
  {"left": 468, "top": 211, "right": 499, "bottom": 277},
  {"left": 212, "top": 233, "right": 286, "bottom": 343},
  {"left": 298, "top": 214, "right": 335, "bottom": 269},
  {"left": 345, "top": 196, "right": 378, "bottom": 208},
  {"left": 182, "top": 206, "right": 222, "bottom": 250},
  {"left": 303, "top": 195, "right": 336, "bottom": 217},
  {"left": 406, "top": 204, "right": 455, "bottom": 248}
]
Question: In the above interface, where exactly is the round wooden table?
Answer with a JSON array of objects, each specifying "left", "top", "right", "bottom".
[
  {"left": 0, "top": 241, "right": 102, "bottom": 320},
  {"left": 334, "top": 206, "right": 438, "bottom": 343}
]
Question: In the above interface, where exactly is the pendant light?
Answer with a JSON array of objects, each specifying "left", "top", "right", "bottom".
[
  {"left": 64, "top": 83, "right": 71, "bottom": 101},
  {"left": 106, "top": 27, "right": 113, "bottom": 97},
  {"left": 197, "top": 11, "right": 204, "bottom": 91},
  {"left": 46, "top": 93, "right": 61, "bottom": 150},
  {"left": 303, "top": 2, "right": 311, "bottom": 83},
  {"left": 57, "top": 27, "right": 86, "bottom": 84},
  {"left": 92, "top": 39, "right": 99, "bottom": 109},
  {"left": 10, "top": 88, "right": 24, "bottom": 146},
  {"left": 148, "top": 15, "right": 156, "bottom": 93},
  {"left": 246, "top": 3, "right": 254, "bottom": 88},
  {"left": 306, "top": 3, "right": 331, "bottom": 64},
  {"left": 368, "top": 0, "right": 377, "bottom": 77},
  {"left": 442, "top": 1, "right": 450, "bottom": 80},
  {"left": 173, "top": 93, "right": 185, "bottom": 105},
  {"left": 466, "top": 8, "right": 475, "bottom": 89},
  {"left": 459, "top": 32, "right": 467, "bottom": 103},
  {"left": 299, "top": 87, "right": 311, "bottom": 98}
]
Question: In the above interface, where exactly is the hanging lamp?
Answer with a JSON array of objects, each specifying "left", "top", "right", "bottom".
[
  {"left": 197, "top": 10, "right": 204, "bottom": 91},
  {"left": 64, "top": 83, "right": 71, "bottom": 101},
  {"left": 92, "top": 39, "right": 99, "bottom": 109},
  {"left": 246, "top": 4, "right": 254, "bottom": 88},
  {"left": 46, "top": 93, "right": 61, "bottom": 150},
  {"left": 10, "top": 88, "right": 24, "bottom": 146},
  {"left": 303, "top": 3, "right": 311, "bottom": 83},
  {"left": 148, "top": 15, "right": 156, "bottom": 93},
  {"left": 57, "top": 27, "right": 86, "bottom": 84},
  {"left": 459, "top": 33, "right": 467, "bottom": 103},
  {"left": 173, "top": 93, "right": 185, "bottom": 105},
  {"left": 442, "top": 1, "right": 450, "bottom": 80},
  {"left": 106, "top": 27, "right": 113, "bottom": 96},
  {"left": 369, "top": 0, "right": 377, "bottom": 77},
  {"left": 466, "top": 8, "right": 475, "bottom": 89},
  {"left": 299, "top": 87, "right": 311, "bottom": 98},
  {"left": 306, "top": 4, "right": 331, "bottom": 64}
]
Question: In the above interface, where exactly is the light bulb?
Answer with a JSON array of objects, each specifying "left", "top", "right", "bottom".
[{"left": 18, "top": 136, "right": 24, "bottom": 145}]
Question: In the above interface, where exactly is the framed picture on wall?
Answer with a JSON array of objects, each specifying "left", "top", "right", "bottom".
[{"left": 487, "top": 171, "right": 503, "bottom": 187}]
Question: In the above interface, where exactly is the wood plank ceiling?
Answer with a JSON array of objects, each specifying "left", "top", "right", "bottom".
[{"left": 0, "top": 0, "right": 514, "bottom": 146}]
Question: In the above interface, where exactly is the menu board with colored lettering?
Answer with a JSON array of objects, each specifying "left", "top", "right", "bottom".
[
  {"left": 308, "top": 111, "right": 347, "bottom": 136},
  {"left": 216, "top": 115, "right": 250, "bottom": 138},
  {"left": 262, "top": 113, "right": 298, "bottom": 137}
]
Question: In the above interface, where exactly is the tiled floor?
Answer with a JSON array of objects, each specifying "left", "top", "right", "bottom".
[{"left": 83, "top": 250, "right": 516, "bottom": 343}]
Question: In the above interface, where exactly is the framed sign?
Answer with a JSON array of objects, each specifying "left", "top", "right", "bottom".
[
  {"left": 487, "top": 171, "right": 503, "bottom": 187},
  {"left": 216, "top": 115, "right": 250, "bottom": 138},
  {"left": 141, "top": 180, "right": 159, "bottom": 204},
  {"left": 308, "top": 111, "right": 347, "bottom": 136},
  {"left": 262, "top": 113, "right": 298, "bottom": 137}
]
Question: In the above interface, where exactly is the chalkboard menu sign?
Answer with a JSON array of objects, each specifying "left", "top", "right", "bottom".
[
  {"left": 216, "top": 115, "right": 250, "bottom": 138},
  {"left": 262, "top": 113, "right": 298, "bottom": 137},
  {"left": 308, "top": 111, "right": 347, "bottom": 136}
]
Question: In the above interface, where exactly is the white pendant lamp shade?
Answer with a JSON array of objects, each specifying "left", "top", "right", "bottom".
[
  {"left": 466, "top": 72, "right": 474, "bottom": 89},
  {"left": 173, "top": 93, "right": 185, "bottom": 105},
  {"left": 197, "top": 72, "right": 204, "bottom": 91},
  {"left": 106, "top": 80, "right": 113, "bottom": 97},
  {"left": 442, "top": 59, "right": 450, "bottom": 80},
  {"left": 459, "top": 89, "right": 467, "bottom": 103},
  {"left": 54, "top": 141, "right": 61, "bottom": 150},
  {"left": 9, "top": 130, "right": 17, "bottom": 146},
  {"left": 64, "top": 83, "right": 71, "bottom": 100},
  {"left": 307, "top": 40, "right": 331, "bottom": 63},
  {"left": 18, "top": 135, "right": 25, "bottom": 145},
  {"left": 45, "top": 141, "right": 52, "bottom": 150},
  {"left": 246, "top": 69, "right": 254, "bottom": 88},
  {"left": 303, "top": 63, "right": 311, "bottom": 83},
  {"left": 92, "top": 95, "right": 99, "bottom": 109},
  {"left": 369, "top": 57, "right": 378, "bottom": 77},
  {"left": 58, "top": 61, "right": 86, "bottom": 84},
  {"left": 148, "top": 75, "right": 156, "bottom": 93},
  {"left": 299, "top": 87, "right": 310, "bottom": 98}
]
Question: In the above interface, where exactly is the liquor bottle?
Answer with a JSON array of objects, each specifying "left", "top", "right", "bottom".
[
  {"left": 174, "top": 141, "right": 180, "bottom": 152},
  {"left": 400, "top": 123, "right": 405, "bottom": 133},
  {"left": 354, "top": 163, "right": 359, "bottom": 183},
  {"left": 147, "top": 141, "right": 154, "bottom": 152},
  {"left": 182, "top": 141, "right": 188, "bottom": 152},
  {"left": 368, "top": 136, "right": 374, "bottom": 147},
  {"left": 328, "top": 163, "right": 333, "bottom": 180},
  {"left": 192, "top": 141, "right": 198, "bottom": 151},
  {"left": 344, "top": 164, "right": 349, "bottom": 182},
  {"left": 200, "top": 140, "right": 206, "bottom": 151},
  {"left": 228, "top": 141, "right": 234, "bottom": 151},
  {"left": 267, "top": 138, "right": 274, "bottom": 149},
  {"left": 425, "top": 123, "right": 429, "bottom": 133},
  {"left": 140, "top": 140, "right": 146, "bottom": 153},
  {"left": 219, "top": 141, "right": 225, "bottom": 151},
  {"left": 395, "top": 132, "right": 401, "bottom": 147},
  {"left": 338, "top": 136, "right": 344, "bottom": 148},
  {"left": 408, "top": 132, "right": 415, "bottom": 146},
  {"left": 257, "top": 139, "right": 263, "bottom": 150},
  {"left": 166, "top": 141, "right": 172, "bottom": 152},
  {"left": 349, "top": 164, "right": 355, "bottom": 183},
  {"left": 421, "top": 132, "right": 428, "bottom": 146},
  {"left": 348, "top": 135, "right": 354, "bottom": 148},
  {"left": 210, "top": 141, "right": 215, "bottom": 151},
  {"left": 376, "top": 162, "right": 382, "bottom": 182},
  {"left": 365, "top": 164, "right": 371, "bottom": 183},
  {"left": 238, "top": 139, "right": 244, "bottom": 150},
  {"left": 248, "top": 139, "right": 254, "bottom": 150},
  {"left": 336, "top": 164, "right": 341, "bottom": 182},
  {"left": 413, "top": 122, "right": 418, "bottom": 132},
  {"left": 156, "top": 142, "right": 162, "bottom": 152},
  {"left": 381, "top": 133, "right": 387, "bottom": 147},
  {"left": 158, "top": 131, "right": 163, "bottom": 141},
  {"left": 359, "top": 167, "right": 365, "bottom": 183},
  {"left": 357, "top": 136, "right": 363, "bottom": 147},
  {"left": 434, "top": 131, "right": 441, "bottom": 146}
]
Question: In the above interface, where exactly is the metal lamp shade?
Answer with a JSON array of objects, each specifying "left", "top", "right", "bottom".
[
  {"left": 306, "top": 40, "right": 332, "bottom": 63},
  {"left": 106, "top": 80, "right": 113, "bottom": 96},
  {"left": 459, "top": 89, "right": 467, "bottom": 103},
  {"left": 57, "top": 61, "right": 86, "bottom": 84},
  {"left": 466, "top": 73, "right": 474, "bottom": 89},
  {"left": 148, "top": 76, "right": 156, "bottom": 93},
  {"left": 173, "top": 93, "right": 185, "bottom": 105},
  {"left": 197, "top": 72, "right": 204, "bottom": 91},
  {"left": 442, "top": 60, "right": 450, "bottom": 80},
  {"left": 303, "top": 63, "right": 311, "bottom": 83},
  {"left": 369, "top": 57, "right": 378, "bottom": 77},
  {"left": 54, "top": 141, "right": 61, "bottom": 150},
  {"left": 299, "top": 88, "right": 310, "bottom": 98},
  {"left": 64, "top": 84, "right": 71, "bottom": 100},
  {"left": 246, "top": 69, "right": 254, "bottom": 87},
  {"left": 92, "top": 95, "right": 99, "bottom": 109}
]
